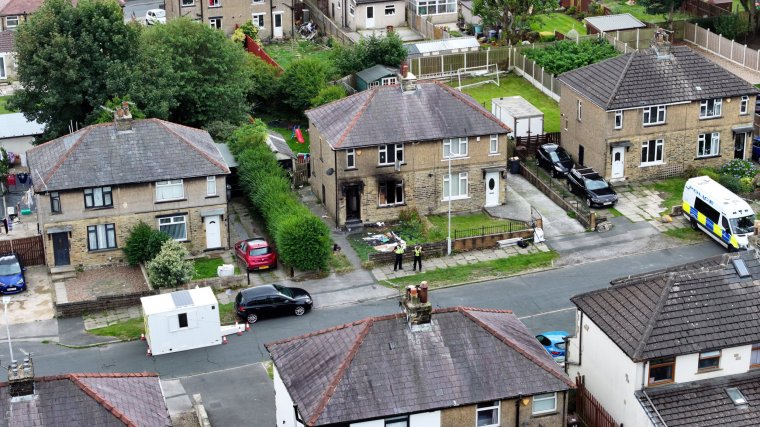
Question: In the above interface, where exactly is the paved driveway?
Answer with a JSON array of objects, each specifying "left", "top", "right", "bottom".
[{"left": 3, "top": 266, "right": 55, "bottom": 325}]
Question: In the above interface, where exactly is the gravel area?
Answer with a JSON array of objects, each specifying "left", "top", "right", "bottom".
[{"left": 64, "top": 265, "right": 149, "bottom": 302}]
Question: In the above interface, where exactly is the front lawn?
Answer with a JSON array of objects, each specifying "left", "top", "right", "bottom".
[
  {"left": 263, "top": 40, "right": 335, "bottom": 70},
  {"left": 645, "top": 177, "right": 687, "bottom": 216},
  {"left": 601, "top": 1, "right": 691, "bottom": 23},
  {"left": 457, "top": 74, "right": 560, "bottom": 133},
  {"left": 0, "top": 96, "right": 14, "bottom": 114},
  {"left": 663, "top": 227, "right": 706, "bottom": 241},
  {"left": 530, "top": 13, "right": 587, "bottom": 37},
  {"left": 89, "top": 317, "right": 144, "bottom": 341},
  {"left": 192, "top": 257, "right": 239, "bottom": 280},
  {"left": 427, "top": 213, "right": 525, "bottom": 240}
]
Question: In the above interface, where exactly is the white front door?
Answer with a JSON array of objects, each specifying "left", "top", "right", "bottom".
[
  {"left": 204, "top": 215, "right": 222, "bottom": 249},
  {"left": 611, "top": 146, "right": 625, "bottom": 180},
  {"left": 485, "top": 172, "right": 500, "bottom": 207},
  {"left": 366, "top": 6, "right": 375, "bottom": 28},
  {"left": 273, "top": 12, "right": 284, "bottom": 38}
]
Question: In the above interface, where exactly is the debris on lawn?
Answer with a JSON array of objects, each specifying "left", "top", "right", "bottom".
[{"left": 362, "top": 231, "right": 406, "bottom": 252}]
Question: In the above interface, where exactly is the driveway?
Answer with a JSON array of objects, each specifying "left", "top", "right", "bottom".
[{"left": 2, "top": 265, "right": 55, "bottom": 324}]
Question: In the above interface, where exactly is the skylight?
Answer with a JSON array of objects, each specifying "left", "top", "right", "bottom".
[{"left": 726, "top": 387, "right": 747, "bottom": 406}]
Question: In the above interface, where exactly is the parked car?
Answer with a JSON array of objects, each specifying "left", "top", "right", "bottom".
[
  {"left": 235, "top": 238, "right": 277, "bottom": 271},
  {"left": 234, "top": 284, "right": 313, "bottom": 323},
  {"left": 0, "top": 253, "right": 26, "bottom": 295},
  {"left": 752, "top": 137, "right": 760, "bottom": 162},
  {"left": 145, "top": 9, "right": 166, "bottom": 25},
  {"left": 536, "top": 143, "right": 574, "bottom": 177},
  {"left": 566, "top": 167, "right": 618, "bottom": 208},
  {"left": 536, "top": 331, "right": 568, "bottom": 363}
]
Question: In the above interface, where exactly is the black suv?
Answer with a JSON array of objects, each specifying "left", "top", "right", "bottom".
[
  {"left": 566, "top": 167, "right": 618, "bottom": 208},
  {"left": 234, "top": 284, "right": 313, "bottom": 324},
  {"left": 536, "top": 143, "right": 574, "bottom": 177}
]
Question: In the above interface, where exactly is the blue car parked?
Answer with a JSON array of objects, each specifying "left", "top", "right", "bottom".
[
  {"left": 752, "top": 137, "right": 760, "bottom": 163},
  {"left": 0, "top": 253, "right": 26, "bottom": 295},
  {"left": 536, "top": 331, "right": 568, "bottom": 363}
]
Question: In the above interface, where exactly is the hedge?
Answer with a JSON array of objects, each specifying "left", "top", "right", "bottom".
[{"left": 230, "top": 123, "right": 331, "bottom": 271}]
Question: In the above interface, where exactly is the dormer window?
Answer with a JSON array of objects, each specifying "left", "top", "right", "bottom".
[{"left": 700, "top": 99, "right": 722, "bottom": 119}]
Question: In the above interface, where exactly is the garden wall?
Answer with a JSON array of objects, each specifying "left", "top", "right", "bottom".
[
  {"left": 368, "top": 241, "right": 447, "bottom": 264},
  {"left": 520, "top": 163, "right": 594, "bottom": 230},
  {"left": 56, "top": 290, "right": 157, "bottom": 318}
]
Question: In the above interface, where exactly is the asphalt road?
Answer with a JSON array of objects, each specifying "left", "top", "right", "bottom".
[{"left": 123, "top": 0, "right": 164, "bottom": 23}]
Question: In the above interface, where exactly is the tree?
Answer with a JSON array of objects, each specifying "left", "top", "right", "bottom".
[
  {"left": 310, "top": 85, "right": 346, "bottom": 108},
  {"left": 245, "top": 56, "right": 281, "bottom": 110},
  {"left": 146, "top": 240, "right": 194, "bottom": 288},
  {"left": 131, "top": 18, "right": 254, "bottom": 127},
  {"left": 10, "top": 0, "right": 140, "bottom": 141},
  {"left": 332, "top": 33, "right": 407, "bottom": 76},
  {"left": 472, "top": 0, "right": 556, "bottom": 35},
  {"left": 278, "top": 59, "right": 329, "bottom": 113},
  {"left": 123, "top": 221, "right": 171, "bottom": 265}
]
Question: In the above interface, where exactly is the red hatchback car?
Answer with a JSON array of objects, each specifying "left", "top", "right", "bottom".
[{"left": 235, "top": 238, "right": 277, "bottom": 271}]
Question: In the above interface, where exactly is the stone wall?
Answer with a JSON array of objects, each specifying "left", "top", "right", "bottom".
[
  {"left": 56, "top": 290, "right": 157, "bottom": 318},
  {"left": 440, "top": 393, "right": 566, "bottom": 427}
]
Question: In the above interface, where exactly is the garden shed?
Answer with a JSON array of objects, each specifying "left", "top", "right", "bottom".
[
  {"left": 405, "top": 37, "right": 480, "bottom": 58},
  {"left": 141, "top": 287, "right": 222, "bottom": 356},
  {"left": 584, "top": 13, "right": 646, "bottom": 35},
  {"left": 491, "top": 96, "right": 544, "bottom": 138},
  {"left": 355, "top": 65, "right": 399, "bottom": 91}
]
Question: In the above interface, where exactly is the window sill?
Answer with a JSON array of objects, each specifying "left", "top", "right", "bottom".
[
  {"left": 639, "top": 162, "right": 664, "bottom": 168},
  {"left": 205, "top": 195, "right": 219, "bottom": 199},
  {"left": 85, "top": 206, "right": 114, "bottom": 211},
  {"left": 181, "top": 3, "right": 195, "bottom": 6},
  {"left": 695, "top": 155, "right": 721, "bottom": 160},
  {"left": 378, "top": 203, "right": 406, "bottom": 209},
  {"left": 487, "top": 153, "right": 501, "bottom": 157},
  {"left": 208, "top": 5, "right": 222, "bottom": 7},
  {"left": 377, "top": 163, "right": 406, "bottom": 168},
  {"left": 345, "top": 168, "right": 357, "bottom": 171},
  {"left": 532, "top": 410, "right": 559, "bottom": 417},
  {"left": 442, "top": 196, "right": 470, "bottom": 202},
  {"left": 699, "top": 116, "right": 722, "bottom": 120},
  {"left": 88, "top": 247, "right": 119, "bottom": 253},
  {"left": 155, "top": 198, "right": 187, "bottom": 204},
  {"left": 643, "top": 123, "right": 666, "bottom": 127},
  {"left": 696, "top": 367, "right": 721, "bottom": 374},
  {"left": 647, "top": 380, "right": 674, "bottom": 387},
  {"left": 441, "top": 157, "right": 469, "bottom": 162}
]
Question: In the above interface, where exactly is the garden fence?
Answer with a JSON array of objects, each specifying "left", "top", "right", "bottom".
[
  {"left": 452, "top": 222, "right": 526, "bottom": 239},
  {"left": 407, "top": 47, "right": 512, "bottom": 80},
  {"left": 682, "top": 0, "right": 731, "bottom": 16},
  {"left": 0, "top": 235, "right": 45, "bottom": 266},
  {"left": 682, "top": 21, "right": 760, "bottom": 72},
  {"left": 302, "top": 0, "right": 355, "bottom": 45},
  {"left": 575, "top": 376, "right": 619, "bottom": 427}
]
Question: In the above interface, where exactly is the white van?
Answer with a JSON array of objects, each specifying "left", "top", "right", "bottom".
[{"left": 683, "top": 176, "right": 755, "bottom": 250}]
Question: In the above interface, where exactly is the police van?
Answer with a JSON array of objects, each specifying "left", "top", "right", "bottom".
[{"left": 683, "top": 176, "right": 755, "bottom": 251}]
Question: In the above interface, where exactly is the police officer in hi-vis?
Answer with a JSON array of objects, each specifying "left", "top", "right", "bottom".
[
  {"left": 412, "top": 244, "right": 423, "bottom": 271},
  {"left": 393, "top": 244, "right": 405, "bottom": 271}
]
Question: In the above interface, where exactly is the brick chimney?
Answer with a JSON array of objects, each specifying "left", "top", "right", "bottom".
[
  {"left": 651, "top": 28, "right": 672, "bottom": 60},
  {"left": 402, "top": 282, "right": 432, "bottom": 332},
  {"left": 113, "top": 101, "right": 133, "bottom": 132},
  {"left": 398, "top": 63, "right": 417, "bottom": 93},
  {"left": 8, "top": 354, "right": 35, "bottom": 398}
]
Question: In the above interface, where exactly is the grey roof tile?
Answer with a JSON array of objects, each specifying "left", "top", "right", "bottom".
[
  {"left": 266, "top": 307, "right": 573, "bottom": 426},
  {"left": 558, "top": 45, "right": 759, "bottom": 111}
]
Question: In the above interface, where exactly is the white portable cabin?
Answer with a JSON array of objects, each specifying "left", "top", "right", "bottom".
[
  {"left": 491, "top": 96, "right": 544, "bottom": 138},
  {"left": 141, "top": 287, "right": 222, "bottom": 355}
]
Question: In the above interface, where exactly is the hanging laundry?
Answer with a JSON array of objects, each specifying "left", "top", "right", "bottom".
[
  {"left": 7, "top": 174, "right": 16, "bottom": 186},
  {"left": 7, "top": 217, "right": 13, "bottom": 232},
  {"left": 7, "top": 152, "right": 16, "bottom": 165},
  {"left": 17, "top": 173, "right": 28, "bottom": 184},
  {"left": 25, "top": 188, "right": 34, "bottom": 208}
]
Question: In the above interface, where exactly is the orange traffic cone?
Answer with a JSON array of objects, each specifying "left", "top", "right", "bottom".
[
  {"left": 245, "top": 323, "right": 251, "bottom": 332},
  {"left": 236, "top": 322, "right": 243, "bottom": 336},
  {"left": 222, "top": 336, "right": 228, "bottom": 345},
  {"left": 146, "top": 348, "right": 152, "bottom": 356},
  {"left": 140, "top": 333, "right": 145, "bottom": 341}
]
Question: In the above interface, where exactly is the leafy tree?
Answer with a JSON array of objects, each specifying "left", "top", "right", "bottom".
[
  {"left": 203, "top": 120, "right": 241, "bottom": 142},
  {"left": 735, "top": 0, "right": 758, "bottom": 35},
  {"left": 146, "top": 240, "right": 194, "bottom": 288},
  {"left": 333, "top": 33, "right": 407, "bottom": 76},
  {"left": 278, "top": 59, "right": 329, "bottom": 113},
  {"left": 93, "top": 97, "right": 147, "bottom": 124},
  {"left": 310, "top": 85, "right": 346, "bottom": 108},
  {"left": 123, "top": 221, "right": 171, "bottom": 265},
  {"left": 10, "top": 0, "right": 140, "bottom": 141},
  {"left": 472, "top": 0, "right": 556, "bottom": 35},
  {"left": 131, "top": 18, "right": 253, "bottom": 127},
  {"left": 521, "top": 39, "right": 619, "bottom": 75},
  {"left": 245, "top": 56, "right": 281, "bottom": 110},
  {"left": 227, "top": 119, "right": 269, "bottom": 155}
]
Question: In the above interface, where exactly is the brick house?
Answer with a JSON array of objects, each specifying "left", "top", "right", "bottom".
[
  {"left": 266, "top": 304, "right": 574, "bottom": 427},
  {"left": 27, "top": 105, "right": 230, "bottom": 269},
  {"left": 305, "top": 71, "right": 510, "bottom": 228},
  {"left": 164, "top": 0, "right": 294, "bottom": 39},
  {"left": 0, "top": 30, "right": 15, "bottom": 81},
  {"left": 566, "top": 251, "right": 760, "bottom": 426},
  {"left": 0, "top": 0, "right": 41, "bottom": 31},
  {"left": 557, "top": 36, "right": 759, "bottom": 182}
]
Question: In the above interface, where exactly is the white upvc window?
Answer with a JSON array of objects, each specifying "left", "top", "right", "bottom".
[
  {"left": 476, "top": 401, "right": 500, "bottom": 426},
  {"left": 209, "top": 18, "right": 222, "bottom": 29},
  {"left": 532, "top": 393, "right": 557, "bottom": 415},
  {"left": 443, "top": 172, "right": 468, "bottom": 200},
  {"left": 697, "top": 132, "right": 720, "bottom": 157},
  {"left": 5, "top": 16, "right": 19, "bottom": 28},
  {"left": 416, "top": 0, "right": 455, "bottom": 15},
  {"left": 159, "top": 215, "right": 188, "bottom": 240},
  {"left": 577, "top": 99, "right": 582, "bottom": 121},
  {"left": 378, "top": 144, "right": 403, "bottom": 165},
  {"left": 385, "top": 4, "right": 396, "bottom": 15},
  {"left": 643, "top": 105, "right": 666, "bottom": 125},
  {"left": 443, "top": 137, "right": 468, "bottom": 158},
  {"left": 700, "top": 99, "right": 722, "bottom": 119},
  {"left": 489, "top": 134, "right": 498, "bottom": 154},
  {"left": 252, "top": 13, "right": 265, "bottom": 28},
  {"left": 641, "top": 139, "right": 664, "bottom": 165},
  {"left": 614, "top": 110, "right": 623, "bottom": 129},
  {"left": 346, "top": 149, "right": 356, "bottom": 169},
  {"left": 740, "top": 96, "right": 749, "bottom": 115},
  {"left": 380, "top": 76, "right": 397, "bottom": 85},
  {"left": 206, "top": 176, "right": 217, "bottom": 196},
  {"left": 156, "top": 179, "right": 184, "bottom": 201}
]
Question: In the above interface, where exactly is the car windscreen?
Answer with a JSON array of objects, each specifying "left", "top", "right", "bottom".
[
  {"left": 248, "top": 246, "right": 271, "bottom": 256},
  {"left": 585, "top": 179, "right": 609, "bottom": 191},
  {"left": 274, "top": 284, "right": 293, "bottom": 298},
  {"left": 155, "top": 10, "right": 165, "bottom": 17},
  {"left": 551, "top": 149, "right": 571, "bottom": 162},
  {"left": 0, "top": 256, "right": 21, "bottom": 275},
  {"left": 729, "top": 215, "right": 755, "bottom": 235}
]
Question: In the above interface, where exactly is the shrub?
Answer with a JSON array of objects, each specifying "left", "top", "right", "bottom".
[
  {"left": 146, "top": 240, "right": 195, "bottom": 288},
  {"left": 717, "top": 159, "right": 757, "bottom": 180},
  {"left": 204, "top": 120, "right": 240, "bottom": 143},
  {"left": 310, "top": 85, "right": 346, "bottom": 108},
  {"left": 123, "top": 222, "right": 171, "bottom": 266},
  {"left": 278, "top": 58, "right": 330, "bottom": 113},
  {"left": 332, "top": 32, "right": 407, "bottom": 76},
  {"left": 566, "top": 6, "right": 576, "bottom": 15},
  {"left": 398, "top": 208, "right": 425, "bottom": 243},
  {"left": 718, "top": 174, "right": 744, "bottom": 194},
  {"left": 227, "top": 119, "right": 269, "bottom": 155},
  {"left": 521, "top": 39, "right": 619, "bottom": 75}
]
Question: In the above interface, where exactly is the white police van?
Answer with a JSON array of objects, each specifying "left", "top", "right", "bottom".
[{"left": 683, "top": 176, "right": 755, "bottom": 251}]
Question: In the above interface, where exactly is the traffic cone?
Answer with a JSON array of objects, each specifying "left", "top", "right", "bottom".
[
  {"left": 245, "top": 323, "right": 251, "bottom": 332},
  {"left": 236, "top": 322, "right": 243, "bottom": 336},
  {"left": 222, "top": 336, "right": 228, "bottom": 345},
  {"left": 146, "top": 348, "right": 152, "bottom": 356},
  {"left": 140, "top": 333, "right": 145, "bottom": 341}
]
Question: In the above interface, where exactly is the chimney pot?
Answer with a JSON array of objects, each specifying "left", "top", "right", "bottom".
[{"left": 401, "top": 64, "right": 409, "bottom": 78}]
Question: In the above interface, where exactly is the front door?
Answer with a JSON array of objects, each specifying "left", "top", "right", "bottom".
[
  {"left": 366, "top": 6, "right": 374, "bottom": 28},
  {"left": 611, "top": 146, "right": 625, "bottom": 179},
  {"left": 484, "top": 172, "right": 499, "bottom": 207},
  {"left": 346, "top": 186, "right": 361, "bottom": 221},
  {"left": 204, "top": 215, "right": 222, "bottom": 249},
  {"left": 735, "top": 132, "right": 748, "bottom": 159},
  {"left": 273, "top": 12, "right": 283, "bottom": 38},
  {"left": 52, "top": 232, "right": 70, "bottom": 266}
]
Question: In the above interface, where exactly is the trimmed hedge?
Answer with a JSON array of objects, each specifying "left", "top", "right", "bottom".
[{"left": 230, "top": 123, "right": 331, "bottom": 271}]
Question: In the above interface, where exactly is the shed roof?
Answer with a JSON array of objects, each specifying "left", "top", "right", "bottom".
[
  {"left": 492, "top": 96, "right": 544, "bottom": 118},
  {"left": 405, "top": 37, "right": 480, "bottom": 56},
  {"left": 583, "top": 13, "right": 646, "bottom": 33},
  {"left": 142, "top": 287, "right": 217, "bottom": 315},
  {"left": 0, "top": 113, "right": 44, "bottom": 139},
  {"left": 355, "top": 64, "right": 398, "bottom": 83},
  {"left": 267, "top": 131, "right": 296, "bottom": 160}
]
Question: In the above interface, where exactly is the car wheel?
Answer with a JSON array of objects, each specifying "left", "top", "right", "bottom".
[
  {"left": 567, "top": 181, "right": 573, "bottom": 192},
  {"left": 690, "top": 218, "right": 699, "bottom": 230},
  {"left": 294, "top": 306, "right": 306, "bottom": 316},
  {"left": 586, "top": 198, "right": 592, "bottom": 208},
  {"left": 246, "top": 313, "right": 258, "bottom": 324}
]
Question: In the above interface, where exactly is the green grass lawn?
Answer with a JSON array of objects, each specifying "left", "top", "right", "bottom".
[
  {"left": 663, "top": 227, "right": 706, "bottom": 241},
  {"left": 263, "top": 40, "right": 336, "bottom": 70},
  {"left": 347, "top": 232, "right": 378, "bottom": 262},
  {"left": 386, "top": 251, "right": 558, "bottom": 289},
  {"left": 0, "top": 96, "right": 14, "bottom": 114},
  {"left": 530, "top": 13, "right": 587, "bottom": 36},
  {"left": 192, "top": 257, "right": 239, "bottom": 280},
  {"left": 645, "top": 177, "right": 688, "bottom": 216},
  {"left": 601, "top": 1, "right": 691, "bottom": 23},
  {"left": 457, "top": 74, "right": 560, "bottom": 133},
  {"left": 88, "top": 318, "right": 144, "bottom": 341},
  {"left": 268, "top": 124, "right": 311, "bottom": 155}
]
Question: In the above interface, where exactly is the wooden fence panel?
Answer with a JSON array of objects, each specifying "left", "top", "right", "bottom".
[
  {"left": 575, "top": 376, "right": 619, "bottom": 427},
  {"left": 0, "top": 235, "right": 45, "bottom": 266}
]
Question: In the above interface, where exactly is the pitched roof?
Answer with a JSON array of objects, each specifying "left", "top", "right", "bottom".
[
  {"left": 355, "top": 64, "right": 398, "bottom": 84},
  {"left": 0, "top": 373, "right": 171, "bottom": 427},
  {"left": 267, "top": 131, "right": 296, "bottom": 160},
  {"left": 636, "top": 369, "right": 760, "bottom": 427},
  {"left": 571, "top": 251, "right": 760, "bottom": 361},
  {"left": 0, "top": 29, "right": 13, "bottom": 53},
  {"left": 583, "top": 13, "right": 646, "bottom": 33},
  {"left": 266, "top": 306, "right": 573, "bottom": 426},
  {"left": 27, "top": 118, "right": 230, "bottom": 192},
  {"left": 0, "top": 0, "right": 44, "bottom": 16},
  {"left": 305, "top": 81, "right": 510, "bottom": 150},
  {"left": 0, "top": 113, "right": 44, "bottom": 138},
  {"left": 558, "top": 45, "right": 759, "bottom": 111}
]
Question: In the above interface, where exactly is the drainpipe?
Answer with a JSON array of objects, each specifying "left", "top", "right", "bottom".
[{"left": 514, "top": 395, "right": 521, "bottom": 427}]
